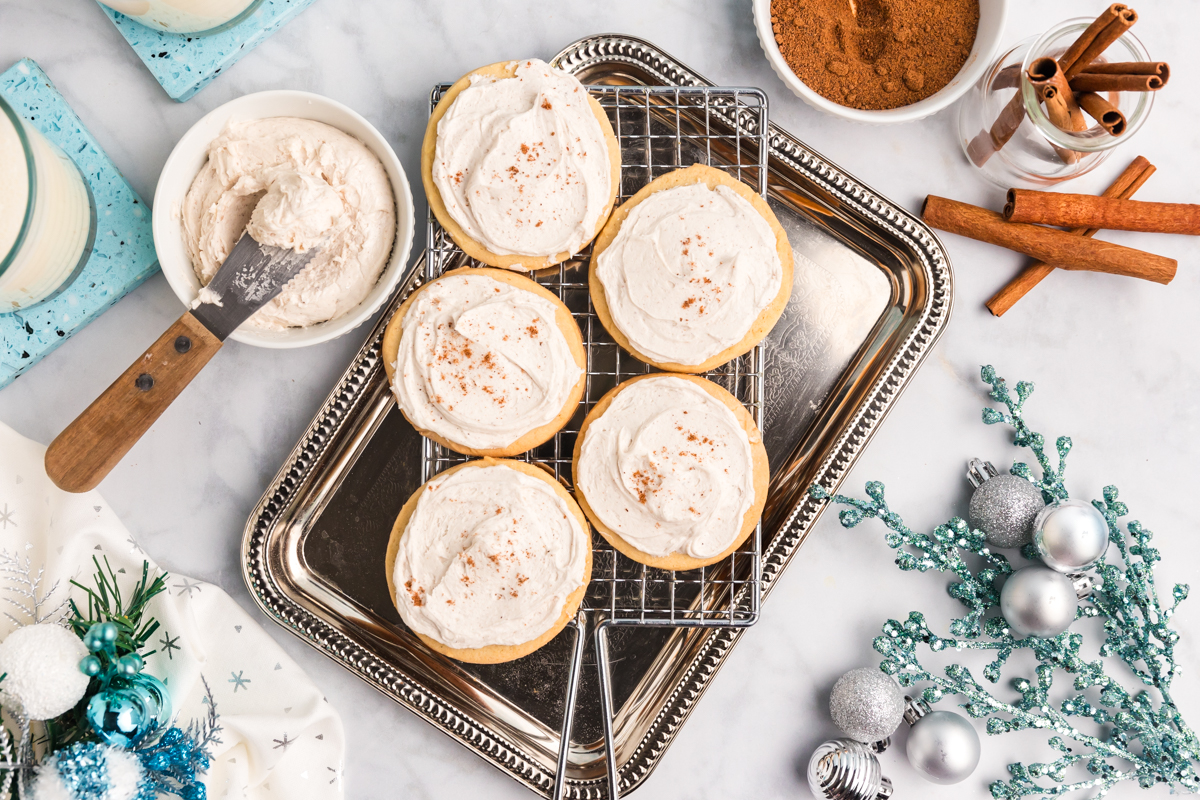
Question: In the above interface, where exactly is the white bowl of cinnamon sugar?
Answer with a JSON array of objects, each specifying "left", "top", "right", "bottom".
[{"left": 754, "top": 0, "right": 1007, "bottom": 123}]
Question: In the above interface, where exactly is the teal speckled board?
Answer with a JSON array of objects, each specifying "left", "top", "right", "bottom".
[
  {"left": 99, "top": 0, "right": 320, "bottom": 102},
  {"left": 0, "top": 58, "right": 158, "bottom": 389}
]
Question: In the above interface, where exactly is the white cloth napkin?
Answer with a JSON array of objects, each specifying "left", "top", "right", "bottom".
[{"left": 0, "top": 422, "right": 345, "bottom": 799}]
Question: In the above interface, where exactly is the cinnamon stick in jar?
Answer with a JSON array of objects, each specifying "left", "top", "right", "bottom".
[
  {"left": 1076, "top": 92, "right": 1127, "bottom": 134},
  {"left": 922, "top": 195, "right": 1175, "bottom": 284},
  {"left": 992, "top": 65, "right": 1022, "bottom": 91},
  {"left": 1079, "top": 61, "right": 1169, "bottom": 80},
  {"left": 1005, "top": 190, "right": 1200, "bottom": 235},
  {"left": 1038, "top": 87, "right": 1080, "bottom": 165},
  {"left": 966, "top": 95, "right": 1025, "bottom": 167},
  {"left": 1060, "top": 4, "right": 1139, "bottom": 78},
  {"left": 986, "top": 155, "right": 1155, "bottom": 316},
  {"left": 1069, "top": 72, "right": 1165, "bottom": 92},
  {"left": 967, "top": 4, "right": 1135, "bottom": 166},
  {"left": 1026, "top": 57, "right": 1086, "bottom": 148}
]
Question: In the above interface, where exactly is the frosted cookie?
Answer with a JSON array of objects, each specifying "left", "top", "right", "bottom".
[
  {"left": 421, "top": 59, "right": 620, "bottom": 271},
  {"left": 589, "top": 164, "right": 794, "bottom": 372},
  {"left": 383, "top": 267, "right": 585, "bottom": 457},
  {"left": 385, "top": 459, "right": 592, "bottom": 664},
  {"left": 572, "top": 374, "right": 769, "bottom": 570}
]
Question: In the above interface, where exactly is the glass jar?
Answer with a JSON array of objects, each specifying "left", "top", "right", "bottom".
[
  {"left": 97, "top": 0, "right": 266, "bottom": 35},
  {"left": 957, "top": 18, "right": 1153, "bottom": 188},
  {"left": 0, "top": 96, "right": 95, "bottom": 313}
]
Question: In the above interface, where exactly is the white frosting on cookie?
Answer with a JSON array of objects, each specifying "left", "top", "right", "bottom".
[
  {"left": 595, "top": 181, "right": 783, "bottom": 366},
  {"left": 393, "top": 464, "right": 588, "bottom": 650},
  {"left": 392, "top": 272, "right": 582, "bottom": 450},
  {"left": 182, "top": 117, "right": 395, "bottom": 330},
  {"left": 432, "top": 59, "right": 611, "bottom": 259},
  {"left": 576, "top": 376, "right": 756, "bottom": 559}
]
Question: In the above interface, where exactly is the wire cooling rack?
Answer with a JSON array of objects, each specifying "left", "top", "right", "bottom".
[{"left": 423, "top": 82, "right": 769, "bottom": 799}]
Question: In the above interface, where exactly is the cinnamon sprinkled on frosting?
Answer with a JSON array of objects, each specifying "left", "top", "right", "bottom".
[
  {"left": 595, "top": 181, "right": 783, "bottom": 366},
  {"left": 393, "top": 464, "right": 588, "bottom": 650},
  {"left": 577, "top": 376, "right": 756, "bottom": 559},
  {"left": 433, "top": 59, "right": 612, "bottom": 259},
  {"left": 392, "top": 273, "right": 581, "bottom": 450}
]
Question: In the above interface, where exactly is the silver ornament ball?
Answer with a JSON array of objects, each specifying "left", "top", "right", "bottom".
[
  {"left": 905, "top": 710, "right": 981, "bottom": 785},
  {"left": 807, "top": 738, "right": 893, "bottom": 800},
  {"left": 1034, "top": 499, "right": 1110, "bottom": 572},
  {"left": 967, "top": 461, "right": 1044, "bottom": 549},
  {"left": 830, "top": 668, "right": 906, "bottom": 743},
  {"left": 1000, "top": 565, "right": 1078, "bottom": 638}
]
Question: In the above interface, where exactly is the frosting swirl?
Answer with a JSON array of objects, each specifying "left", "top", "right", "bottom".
[
  {"left": 433, "top": 59, "right": 611, "bottom": 258},
  {"left": 246, "top": 169, "right": 343, "bottom": 251},
  {"left": 595, "top": 181, "right": 783, "bottom": 366},
  {"left": 392, "top": 272, "right": 582, "bottom": 450},
  {"left": 576, "top": 376, "right": 756, "bottom": 559},
  {"left": 393, "top": 464, "right": 588, "bottom": 650},
  {"left": 182, "top": 117, "right": 395, "bottom": 330}
]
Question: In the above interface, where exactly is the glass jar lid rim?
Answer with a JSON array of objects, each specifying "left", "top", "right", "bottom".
[
  {"left": 1016, "top": 18, "right": 1154, "bottom": 153},
  {"left": 0, "top": 95, "right": 36, "bottom": 278}
]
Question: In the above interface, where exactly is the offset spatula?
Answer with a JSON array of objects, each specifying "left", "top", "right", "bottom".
[{"left": 45, "top": 234, "right": 318, "bottom": 493}]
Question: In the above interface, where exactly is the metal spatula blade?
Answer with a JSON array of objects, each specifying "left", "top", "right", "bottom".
[
  {"left": 190, "top": 232, "right": 319, "bottom": 341},
  {"left": 45, "top": 233, "right": 320, "bottom": 493}
]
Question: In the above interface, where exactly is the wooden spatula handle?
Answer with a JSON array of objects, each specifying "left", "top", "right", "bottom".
[{"left": 45, "top": 312, "right": 222, "bottom": 493}]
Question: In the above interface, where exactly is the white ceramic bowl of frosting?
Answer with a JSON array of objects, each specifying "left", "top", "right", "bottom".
[
  {"left": 153, "top": 90, "right": 415, "bottom": 348},
  {"left": 751, "top": 0, "right": 1008, "bottom": 124}
]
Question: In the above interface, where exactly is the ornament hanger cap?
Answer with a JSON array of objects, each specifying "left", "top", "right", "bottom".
[
  {"left": 1072, "top": 572, "right": 1097, "bottom": 599},
  {"left": 903, "top": 696, "right": 931, "bottom": 725},
  {"left": 966, "top": 458, "right": 999, "bottom": 488}
]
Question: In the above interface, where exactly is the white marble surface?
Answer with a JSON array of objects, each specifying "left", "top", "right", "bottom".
[{"left": 2, "top": 1, "right": 1200, "bottom": 798}]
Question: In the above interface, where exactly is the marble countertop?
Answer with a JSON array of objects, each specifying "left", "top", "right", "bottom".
[{"left": 2, "top": 1, "right": 1199, "bottom": 798}]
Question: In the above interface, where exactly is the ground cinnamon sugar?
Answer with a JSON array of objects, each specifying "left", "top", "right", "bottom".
[{"left": 771, "top": 0, "right": 980, "bottom": 110}]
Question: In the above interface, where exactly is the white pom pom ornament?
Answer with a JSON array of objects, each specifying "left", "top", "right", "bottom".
[{"left": 0, "top": 623, "right": 90, "bottom": 720}]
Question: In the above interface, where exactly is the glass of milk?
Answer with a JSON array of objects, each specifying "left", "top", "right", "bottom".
[
  {"left": 0, "top": 96, "right": 95, "bottom": 313},
  {"left": 97, "top": 0, "right": 266, "bottom": 35}
]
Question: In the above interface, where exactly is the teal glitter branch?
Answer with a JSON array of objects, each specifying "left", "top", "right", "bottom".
[
  {"left": 807, "top": 366, "right": 1199, "bottom": 798},
  {"left": 978, "top": 364, "right": 1071, "bottom": 503}
]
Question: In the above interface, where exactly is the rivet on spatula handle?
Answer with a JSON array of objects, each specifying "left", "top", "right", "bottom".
[{"left": 45, "top": 311, "right": 223, "bottom": 493}]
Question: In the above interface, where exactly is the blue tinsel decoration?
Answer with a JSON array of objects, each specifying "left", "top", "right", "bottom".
[
  {"left": 40, "top": 741, "right": 156, "bottom": 800},
  {"left": 132, "top": 677, "right": 222, "bottom": 800}
]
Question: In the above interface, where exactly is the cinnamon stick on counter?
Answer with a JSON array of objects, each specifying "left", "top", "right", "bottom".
[
  {"left": 966, "top": 4, "right": 1135, "bottom": 166},
  {"left": 1076, "top": 92, "right": 1127, "bottom": 134},
  {"left": 987, "top": 156, "right": 1155, "bottom": 316},
  {"left": 1006, "top": 190, "right": 1200, "bottom": 234},
  {"left": 1070, "top": 72, "right": 1165, "bottom": 92},
  {"left": 922, "top": 195, "right": 1175, "bottom": 285}
]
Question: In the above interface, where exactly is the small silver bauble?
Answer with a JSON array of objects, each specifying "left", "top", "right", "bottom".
[
  {"left": 807, "top": 738, "right": 893, "bottom": 800},
  {"left": 966, "top": 459, "right": 1045, "bottom": 549},
  {"left": 905, "top": 708, "right": 981, "bottom": 785},
  {"left": 1000, "top": 565, "right": 1078, "bottom": 638},
  {"left": 1034, "top": 498, "right": 1110, "bottom": 572},
  {"left": 829, "top": 668, "right": 906, "bottom": 743}
]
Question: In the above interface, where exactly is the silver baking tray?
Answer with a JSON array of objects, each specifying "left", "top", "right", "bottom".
[{"left": 242, "top": 34, "right": 953, "bottom": 799}]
